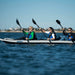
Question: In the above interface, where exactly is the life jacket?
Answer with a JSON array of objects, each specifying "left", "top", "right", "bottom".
[
  {"left": 28, "top": 31, "right": 37, "bottom": 40},
  {"left": 48, "top": 32, "right": 56, "bottom": 39},
  {"left": 67, "top": 33, "right": 73, "bottom": 41}
]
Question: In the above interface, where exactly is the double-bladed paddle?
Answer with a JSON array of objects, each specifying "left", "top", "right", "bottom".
[
  {"left": 32, "top": 18, "right": 52, "bottom": 43},
  {"left": 32, "top": 18, "right": 48, "bottom": 39},
  {"left": 16, "top": 19, "right": 27, "bottom": 38},
  {"left": 16, "top": 19, "right": 30, "bottom": 43},
  {"left": 56, "top": 20, "right": 63, "bottom": 29}
]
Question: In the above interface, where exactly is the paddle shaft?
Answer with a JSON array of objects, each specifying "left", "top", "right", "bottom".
[
  {"left": 16, "top": 19, "right": 26, "bottom": 37},
  {"left": 59, "top": 24, "right": 63, "bottom": 29},
  {"left": 32, "top": 19, "right": 48, "bottom": 38}
]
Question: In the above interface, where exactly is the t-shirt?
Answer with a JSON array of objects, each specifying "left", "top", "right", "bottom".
[{"left": 45, "top": 31, "right": 56, "bottom": 39}]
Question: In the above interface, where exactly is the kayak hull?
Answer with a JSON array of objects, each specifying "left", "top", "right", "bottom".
[{"left": 0, "top": 38, "right": 75, "bottom": 44}]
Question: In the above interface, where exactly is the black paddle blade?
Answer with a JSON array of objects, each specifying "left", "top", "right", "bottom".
[
  {"left": 56, "top": 20, "right": 61, "bottom": 25},
  {"left": 32, "top": 18, "right": 40, "bottom": 28},
  {"left": 32, "top": 18, "right": 37, "bottom": 25},
  {"left": 56, "top": 19, "right": 63, "bottom": 29},
  {"left": 16, "top": 19, "right": 20, "bottom": 26}
]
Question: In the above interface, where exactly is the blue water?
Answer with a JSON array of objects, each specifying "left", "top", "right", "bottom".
[{"left": 0, "top": 32, "right": 75, "bottom": 75}]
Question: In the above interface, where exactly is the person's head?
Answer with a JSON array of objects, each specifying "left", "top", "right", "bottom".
[
  {"left": 28, "top": 26, "right": 34, "bottom": 32},
  {"left": 48, "top": 27, "right": 54, "bottom": 33},
  {"left": 68, "top": 27, "right": 72, "bottom": 33}
]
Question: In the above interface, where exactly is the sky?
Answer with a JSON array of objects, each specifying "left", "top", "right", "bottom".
[{"left": 0, "top": 0, "right": 75, "bottom": 30}]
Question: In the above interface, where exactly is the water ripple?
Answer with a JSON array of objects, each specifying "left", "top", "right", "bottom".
[{"left": 0, "top": 33, "right": 75, "bottom": 75}]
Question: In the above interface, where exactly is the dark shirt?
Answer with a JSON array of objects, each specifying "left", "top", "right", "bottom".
[{"left": 63, "top": 30, "right": 75, "bottom": 41}]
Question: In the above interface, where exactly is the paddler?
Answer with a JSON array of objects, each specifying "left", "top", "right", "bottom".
[
  {"left": 63, "top": 27, "right": 75, "bottom": 41},
  {"left": 40, "top": 27, "right": 56, "bottom": 40},
  {"left": 18, "top": 26, "right": 37, "bottom": 40}
]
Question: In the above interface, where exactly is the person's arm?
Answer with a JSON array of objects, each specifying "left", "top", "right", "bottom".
[
  {"left": 39, "top": 28, "right": 46, "bottom": 33},
  {"left": 42, "top": 29, "right": 46, "bottom": 33},
  {"left": 63, "top": 29, "right": 68, "bottom": 35},
  {"left": 23, "top": 30, "right": 28, "bottom": 35}
]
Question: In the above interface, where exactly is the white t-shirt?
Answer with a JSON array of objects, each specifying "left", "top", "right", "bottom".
[{"left": 45, "top": 31, "right": 55, "bottom": 38}]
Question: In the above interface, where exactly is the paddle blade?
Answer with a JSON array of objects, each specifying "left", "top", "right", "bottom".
[
  {"left": 56, "top": 19, "right": 63, "bottom": 29},
  {"left": 32, "top": 18, "right": 40, "bottom": 28},
  {"left": 56, "top": 20, "right": 61, "bottom": 25},
  {"left": 32, "top": 18, "right": 37, "bottom": 25},
  {"left": 16, "top": 19, "right": 20, "bottom": 26}
]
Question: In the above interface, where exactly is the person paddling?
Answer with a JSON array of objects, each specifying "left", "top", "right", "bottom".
[
  {"left": 56, "top": 19, "right": 75, "bottom": 41},
  {"left": 40, "top": 27, "right": 56, "bottom": 40},
  {"left": 63, "top": 27, "right": 75, "bottom": 41},
  {"left": 18, "top": 26, "right": 37, "bottom": 40}
]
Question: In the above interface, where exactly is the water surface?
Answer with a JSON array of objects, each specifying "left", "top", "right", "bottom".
[{"left": 0, "top": 32, "right": 75, "bottom": 75}]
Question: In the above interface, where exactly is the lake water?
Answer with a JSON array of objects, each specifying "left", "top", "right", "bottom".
[{"left": 0, "top": 32, "right": 75, "bottom": 75}]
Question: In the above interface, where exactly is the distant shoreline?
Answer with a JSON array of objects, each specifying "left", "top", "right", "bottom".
[{"left": 0, "top": 30, "right": 75, "bottom": 33}]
